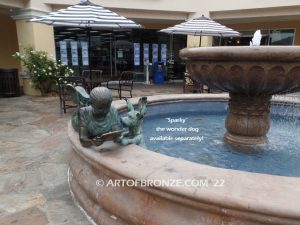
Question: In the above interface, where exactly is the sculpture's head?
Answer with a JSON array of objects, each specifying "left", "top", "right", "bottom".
[{"left": 90, "top": 87, "right": 112, "bottom": 117}]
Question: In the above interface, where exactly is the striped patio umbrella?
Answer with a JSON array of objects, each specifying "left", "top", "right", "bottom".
[
  {"left": 30, "top": 0, "right": 142, "bottom": 29},
  {"left": 30, "top": 0, "right": 142, "bottom": 75},
  {"left": 160, "top": 15, "right": 240, "bottom": 46}
]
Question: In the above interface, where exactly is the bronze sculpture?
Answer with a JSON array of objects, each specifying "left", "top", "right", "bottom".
[
  {"left": 69, "top": 85, "right": 147, "bottom": 148},
  {"left": 120, "top": 97, "right": 147, "bottom": 148},
  {"left": 77, "top": 87, "right": 122, "bottom": 147},
  {"left": 68, "top": 84, "right": 90, "bottom": 131}
]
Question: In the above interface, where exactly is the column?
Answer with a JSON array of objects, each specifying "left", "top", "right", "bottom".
[{"left": 12, "top": 9, "right": 56, "bottom": 95}]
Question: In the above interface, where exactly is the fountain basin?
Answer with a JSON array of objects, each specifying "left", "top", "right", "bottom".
[
  {"left": 180, "top": 46, "right": 300, "bottom": 96},
  {"left": 180, "top": 46, "right": 300, "bottom": 145},
  {"left": 68, "top": 94, "right": 300, "bottom": 225}
]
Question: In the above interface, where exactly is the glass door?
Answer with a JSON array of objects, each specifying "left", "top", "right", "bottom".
[{"left": 112, "top": 32, "right": 133, "bottom": 77}]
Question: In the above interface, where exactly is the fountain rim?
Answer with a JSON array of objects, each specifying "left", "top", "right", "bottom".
[
  {"left": 69, "top": 94, "right": 300, "bottom": 222},
  {"left": 180, "top": 46, "right": 300, "bottom": 62}
]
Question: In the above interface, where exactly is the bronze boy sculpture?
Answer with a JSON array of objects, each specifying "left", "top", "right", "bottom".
[
  {"left": 70, "top": 86, "right": 147, "bottom": 149},
  {"left": 78, "top": 87, "right": 122, "bottom": 147}
]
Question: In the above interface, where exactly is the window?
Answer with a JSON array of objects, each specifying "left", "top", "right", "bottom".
[
  {"left": 216, "top": 28, "right": 295, "bottom": 46},
  {"left": 54, "top": 27, "right": 187, "bottom": 79},
  {"left": 269, "top": 29, "right": 295, "bottom": 45}
]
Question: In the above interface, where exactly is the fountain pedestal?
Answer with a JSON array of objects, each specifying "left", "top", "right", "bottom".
[{"left": 225, "top": 94, "right": 271, "bottom": 145}]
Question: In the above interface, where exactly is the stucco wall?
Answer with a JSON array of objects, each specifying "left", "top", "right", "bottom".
[
  {"left": 15, "top": 20, "right": 56, "bottom": 57},
  {"left": 0, "top": 15, "right": 20, "bottom": 70},
  {"left": 3, "top": 0, "right": 300, "bottom": 22},
  {"left": 43, "top": 0, "right": 300, "bottom": 14},
  {"left": 43, "top": 0, "right": 300, "bottom": 22}
]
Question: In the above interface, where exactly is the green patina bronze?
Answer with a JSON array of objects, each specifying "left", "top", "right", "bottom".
[
  {"left": 68, "top": 84, "right": 90, "bottom": 131},
  {"left": 69, "top": 85, "right": 147, "bottom": 148},
  {"left": 77, "top": 87, "right": 122, "bottom": 147},
  {"left": 120, "top": 97, "right": 147, "bottom": 148}
]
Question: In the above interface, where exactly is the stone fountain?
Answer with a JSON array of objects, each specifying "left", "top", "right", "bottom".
[
  {"left": 180, "top": 46, "right": 300, "bottom": 145},
  {"left": 68, "top": 46, "right": 300, "bottom": 225}
]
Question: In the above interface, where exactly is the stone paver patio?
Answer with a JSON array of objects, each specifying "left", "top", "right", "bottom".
[{"left": 0, "top": 83, "right": 182, "bottom": 225}]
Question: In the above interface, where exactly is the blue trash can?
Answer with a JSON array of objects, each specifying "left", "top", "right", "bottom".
[{"left": 153, "top": 62, "right": 165, "bottom": 84}]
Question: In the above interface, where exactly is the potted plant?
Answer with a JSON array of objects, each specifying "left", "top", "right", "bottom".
[{"left": 13, "top": 46, "right": 74, "bottom": 96}]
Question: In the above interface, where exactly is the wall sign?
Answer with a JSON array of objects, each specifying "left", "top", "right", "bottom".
[
  {"left": 71, "top": 41, "right": 79, "bottom": 66},
  {"left": 59, "top": 41, "right": 68, "bottom": 65},
  {"left": 134, "top": 43, "right": 140, "bottom": 66},
  {"left": 143, "top": 43, "right": 149, "bottom": 65},
  {"left": 161, "top": 44, "right": 167, "bottom": 65},
  {"left": 81, "top": 41, "right": 89, "bottom": 66},
  {"left": 152, "top": 43, "right": 158, "bottom": 63}
]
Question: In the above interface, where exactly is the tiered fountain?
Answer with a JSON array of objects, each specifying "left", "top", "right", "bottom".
[
  {"left": 68, "top": 45, "right": 300, "bottom": 225},
  {"left": 181, "top": 46, "right": 300, "bottom": 145}
]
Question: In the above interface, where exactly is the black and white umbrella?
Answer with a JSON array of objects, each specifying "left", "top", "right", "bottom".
[
  {"left": 30, "top": 0, "right": 142, "bottom": 29},
  {"left": 30, "top": 0, "right": 142, "bottom": 75},
  {"left": 160, "top": 15, "right": 240, "bottom": 46}
]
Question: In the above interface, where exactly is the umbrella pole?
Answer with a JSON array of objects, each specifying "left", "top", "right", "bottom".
[{"left": 199, "top": 35, "right": 202, "bottom": 47}]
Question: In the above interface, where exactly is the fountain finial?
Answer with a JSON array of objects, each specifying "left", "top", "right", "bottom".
[{"left": 250, "top": 30, "right": 262, "bottom": 46}]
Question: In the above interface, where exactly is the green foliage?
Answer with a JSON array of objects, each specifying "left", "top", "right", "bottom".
[{"left": 13, "top": 46, "right": 74, "bottom": 94}]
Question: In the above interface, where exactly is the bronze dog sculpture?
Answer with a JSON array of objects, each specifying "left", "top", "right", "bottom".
[{"left": 120, "top": 97, "right": 147, "bottom": 148}]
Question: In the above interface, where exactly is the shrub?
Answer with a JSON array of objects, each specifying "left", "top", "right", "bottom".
[{"left": 13, "top": 46, "right": 74, "bottom": 96}]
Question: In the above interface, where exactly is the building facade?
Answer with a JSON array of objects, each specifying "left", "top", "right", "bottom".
[{"left": 1, "top": 0, "right": 300, "bottom": 92}]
